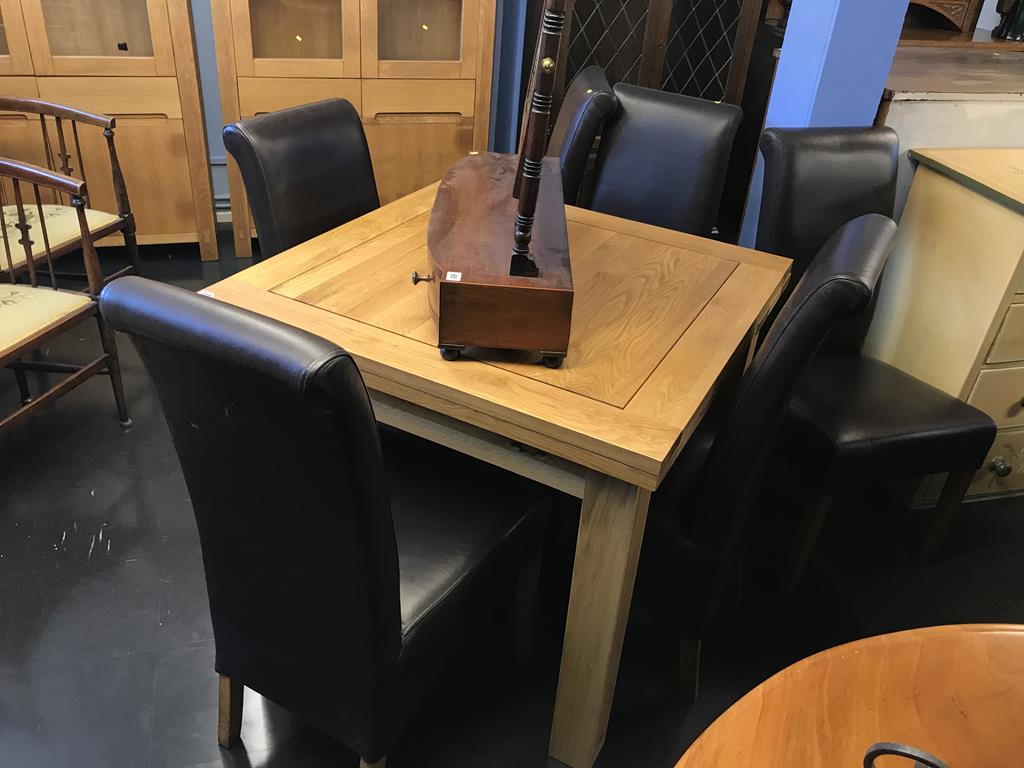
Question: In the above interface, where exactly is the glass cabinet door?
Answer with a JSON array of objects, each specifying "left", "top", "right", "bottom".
[
  {"left": 0, "top": 0, "right": 36, "bottom": 75},
  {"left": 20, "top": 0, "right": 175, "bottom": 76},
  {"left": 231, "top": 0, "right": 359, "bottom": 78},
  {"left": 364, "top": 0, "right": 479, "bottom": 78}
]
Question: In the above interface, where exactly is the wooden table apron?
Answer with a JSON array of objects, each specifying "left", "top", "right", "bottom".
[{"left": 206, "top": 183, "right": 790, "bottom": 768}]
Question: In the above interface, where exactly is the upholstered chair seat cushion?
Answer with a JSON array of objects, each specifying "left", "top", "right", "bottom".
[
  {"left": 782, "top": 355, "right": 996, "bottom": 482},
  {"left": 0, "top": 284, "right": 93, "bottom": 358},
  {"left": 1, "top": 205, "right": 121, "bottom": 270},
  {"left": 381, "top": 425, "right": 546, "bottom": 639}
]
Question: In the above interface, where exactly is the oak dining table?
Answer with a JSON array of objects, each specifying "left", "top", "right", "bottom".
[{"left": 204, "top": 182, "right": 791, "bottom": 768}]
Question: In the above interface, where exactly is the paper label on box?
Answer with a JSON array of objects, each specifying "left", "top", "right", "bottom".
[{"left": 445, "top": 271, "right": 462, "bottom": 282}]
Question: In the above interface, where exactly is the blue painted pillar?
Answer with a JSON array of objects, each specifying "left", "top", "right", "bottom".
[{"left": 739, "top": 0, "right": 909, "bottom": 246}]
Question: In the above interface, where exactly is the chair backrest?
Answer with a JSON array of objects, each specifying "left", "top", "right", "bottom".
[
  {"left": 690, "top": 213, "right": 898, "bottom": 630},
  {"left": 223, "top": 99, "right": 379, "bottom": 260},
  {"left": 99, "top": 276, "right": 402, "bottom": 748},
  {"left": 547, "top": 66, "right": 617, "bottom": 206},
  {"left": 588, "top": 84, "right": 742, "bottom": 236},
  {"left": 0, "top": 97, "right": 130, "bottom": 218},
  {"left": 757, "top": 126, "right": 898, "bottom": 295},
  {"left": 0, "top": 156, "right": 103, "bottom": 293}
]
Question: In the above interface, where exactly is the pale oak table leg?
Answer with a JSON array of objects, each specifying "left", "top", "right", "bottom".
[{"left": 548, "top": 471, "right": 651, "bottom": 768}]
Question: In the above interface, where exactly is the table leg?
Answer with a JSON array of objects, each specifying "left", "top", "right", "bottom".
[{"left": 548, "top": 471, "right": 651, "bottom": 768}]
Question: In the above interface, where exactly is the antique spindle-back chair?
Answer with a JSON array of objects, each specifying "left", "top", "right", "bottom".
[
  {"left": 0, "top": 97, "right": 140, "bottom": 283},
  {"left": 0, "top": 156, "right": 130, "bottom": 432}
]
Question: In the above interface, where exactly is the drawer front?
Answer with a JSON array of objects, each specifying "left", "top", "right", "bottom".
[
  {"left": 238, "top": 78, "right": 362, "bottom": 117},
  {"left": 988, "top": 304, "right": 1024, "bottom": 364},
  {"left": 969, "top": 365, "right": 1024, "bottom": 427},
  {"left": 968, "top": 428, "right": 1024, "bottom": 497},
  {"left": 361, "top": 80, "right": 475, "bottom": 118},
  {"left": 36, "top": 77, "right": 182, "bottom": 119}
]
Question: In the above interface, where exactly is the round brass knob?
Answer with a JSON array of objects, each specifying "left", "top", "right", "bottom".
[
  {"left": 989, "top": 457, "right": 1012, "bottom": 478},
  {"left": 411, "top": 271, "right": 434, "bottom": 285}
]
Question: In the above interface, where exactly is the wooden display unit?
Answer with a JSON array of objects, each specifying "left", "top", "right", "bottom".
[
  {"left": 0, "top": 0, "right": 217, "bottom": 259},
  {"left": 211, "top": 0, "right": 495, "bottom": 259}
]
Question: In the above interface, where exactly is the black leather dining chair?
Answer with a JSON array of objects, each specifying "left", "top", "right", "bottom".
[
  {"left": 588, "top": 84, "right": 742, "bottom": 236},
  {"left": 99, "top": 277, "right": 548, "bottom": 767},
  {"left": 755, "top": 127, "right": 996, "bottom": 588},
  {"left": 223, "top": 98, "right": 380, "bottom": 260},
  {"left": 637, "top": 213, "right": 898, "bottom": 701},
  {"left": 547, "top": 65, "right": 617, "bottom": 206}
]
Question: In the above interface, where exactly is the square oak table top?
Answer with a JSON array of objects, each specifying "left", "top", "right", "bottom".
[{"left": 207, "top": 183, "right": 790, "bottom": 492}]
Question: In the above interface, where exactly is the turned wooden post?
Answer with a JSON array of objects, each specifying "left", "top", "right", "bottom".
[{"left": 510, "top": 0, "right": 565, "bottom": 278}]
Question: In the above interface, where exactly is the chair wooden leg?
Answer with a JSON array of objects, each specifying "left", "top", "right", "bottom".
[
  {"left": 679, "top": 636, "right": 702, "bottom": 704},
  {"left": 218, "top": 674, "right": 243, "bottom": 749},
  {"left": 96, "top": 316, "right": 131, "bottom": 427},
  {"left": 360, "top": 758, "right": 386, "bottom": 768},
  {"left": 124, "top": 229, "right": 141, "bottom": 275},
  {"left": 12, "top": 363, "right": 31, "bottom": 404},
  {"left": 785, "top": 493, "right": 835, "bottom": 592},
  {"left": 514, "top": 549, "right": 543, "bottom": 663},
  {"left": 918, "top": 469, "right": 975, "bottom": 565}
]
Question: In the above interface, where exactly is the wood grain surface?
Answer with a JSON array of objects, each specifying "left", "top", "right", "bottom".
[{"left": 675, "top": 624, "right": 1024, "bottom": 768}]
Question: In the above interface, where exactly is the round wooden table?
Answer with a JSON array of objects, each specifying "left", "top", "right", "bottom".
[{"left": 676, "top": 625, "right": 1024, "bottom": 768}]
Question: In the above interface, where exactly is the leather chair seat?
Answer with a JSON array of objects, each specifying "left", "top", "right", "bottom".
[
  {"left": 380, "top": 426, "right": 547, "bottom": 641},
  {"left": 782, "top": 355, "right": 996, "bottom": 483}
]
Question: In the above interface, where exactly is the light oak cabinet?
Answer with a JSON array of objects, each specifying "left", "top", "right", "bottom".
[
  {"left": 0, "top": 0, "right": 217, "bottom": 259},
  {"left": 864, "top": 148, "right": 1024, "bottom": 501},
  {"left": 212, "top": 0, "right": 494, "bottom": 258}
]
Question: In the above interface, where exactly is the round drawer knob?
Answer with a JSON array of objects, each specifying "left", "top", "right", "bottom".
[
  {"left": 411, "top": 271, "right": 434, "bottom": 285},
  {"left": 989, "top": 457, "right": 1013, "bottom": 478}
]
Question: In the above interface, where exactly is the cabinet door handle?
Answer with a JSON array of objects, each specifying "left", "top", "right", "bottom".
[{"left": 411, "top": 270, "right": 434, "bottom": 285}]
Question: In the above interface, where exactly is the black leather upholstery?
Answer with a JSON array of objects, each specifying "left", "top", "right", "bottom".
[
  {"left": 784, "top": 355, "right": 996, "bottom": 481},
  {"left": 99, "top": 277, "right": 546, "bottom": 762},
  {"left": 588, "top": 84, "right": 742, "bottom": 236},
  {"left": 757, "top": 127, "right": 899, "bottom": 292},
  {"left": 756, "top": 126, "right": 995, "bottom": 490},
  {"left": 639, "top": 214, "right": 898, "bottom": 638},
  {"left": 223, "top": 99, "right": 379, "bottom": 260},
  {"left": 548, "top": 66, "right": 617, "bottom": 205}
]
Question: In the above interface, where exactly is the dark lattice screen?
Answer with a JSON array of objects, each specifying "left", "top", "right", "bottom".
[
  {"left": 566, "top": 0, "right": 649, "bottom": 86},
  {"left": 661, "top": 0, "right": 744, "bottom": 100}
]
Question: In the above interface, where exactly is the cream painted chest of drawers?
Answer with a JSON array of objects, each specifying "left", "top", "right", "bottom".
[{"left": 864, "top": 147, "right": 1024, "bottom": 500}]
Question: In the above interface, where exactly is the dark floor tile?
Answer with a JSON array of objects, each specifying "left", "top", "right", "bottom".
[
  {"left": 157, "top": 547, "right": 213, "bottom": 647},
  {"left": 0, "top": 650, "right": 157, "bottom": 768},
  {"left": 2, "top": 555, "right": 162, "bottom": 669},
  {"left": 0, "top": 572, "right": 21, "bottom": 647}
]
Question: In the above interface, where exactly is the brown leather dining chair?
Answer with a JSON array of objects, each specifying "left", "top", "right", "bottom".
[
  {"left": 99, "top": 276, "right": 548, "bottom": 767},
  {"left": 636, "top": 213, "right": 898, "bottom": 701},
  {"left": 223, "top": 98, "right": 380, "bottom": 261},
  {"left": 1, "top": 156, "right": 129, "bottom": 431},
  {"left": 547, "top": 65, "right": 618, "bottom": 206},
  {"left": 0, "top": 97, "right": 140, "bottom": 280},
  {"left": 587, "top": 84, "right": 742, "bottom": 237},
  {"left": 755, "top": 127, "right": 996, "bottom": 586}
]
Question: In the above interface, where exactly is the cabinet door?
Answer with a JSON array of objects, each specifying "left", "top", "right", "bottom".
[
  {"left": 230, "top": 0, "right": 360, "bottom": 78},
  {"left": 361, "top": 0, "right": 480, "bottom": 78},
  {"left": 0, "top": 0, "right": 34, "bottom": 74},
  {"left": 20, "top": 0, "right": 175, "bottom": 76},
  {"left": 362, "top": 79, "right": 474, "bottom": 202}
]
